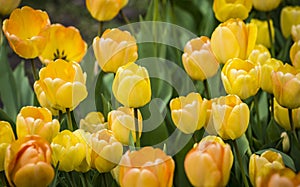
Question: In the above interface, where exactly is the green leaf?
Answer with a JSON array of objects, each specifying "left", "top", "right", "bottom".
[{"left": 128, "top": 131, "right": 136, "bottom": 151}]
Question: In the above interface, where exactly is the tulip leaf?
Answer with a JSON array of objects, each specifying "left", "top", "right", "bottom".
[{"left": 288, "top": 135, "right": 300, "bottom": 171}]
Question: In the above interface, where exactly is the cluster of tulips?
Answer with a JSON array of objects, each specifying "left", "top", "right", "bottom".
[{"left": 1, "top": 0, "right": 300, "bottom": 186}]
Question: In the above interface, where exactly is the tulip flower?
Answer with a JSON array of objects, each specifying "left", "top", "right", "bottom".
[
  {"left": 119, "top": 146, "right": 175, "bottom": 187},
  {"left": 0, "top": 0, "right": 21, "bottom": 16},
  {"left": 112, "top": 63, "right": 151, "bottom": 108},
  {"left": 86, "top": 0, "right": 128, "bottom": 21},
  {"left": 290, "top": 40, "right": 300, "bottom": 69},
  {"left": 80, "top": 111, "right": 107, "bottom": 133},
  {"left": 184, "top": 136, "right": 233, "bottom": 187},
  {"left": 211, "top": 18, "right": 257, "bottom": 63},
  {"left": 16, "top": 106, "right": 60, "bottom": 142},
  {"left": 250, "top": 19, "right": 275, "bottom": 48},
  {"left": 5, "top": 135, "right": 54, "bottom": 187},
  {"left": 248, "top": 44, "right": 271, "bottom": 65},
  {"left": 260, "top": 58, "right": 283, "bottom": 93},
  {"left": 39, "top": 24, "right": 87, "bottom": 64},
  {"left": 203, "top": 98, "right": 218, "bottom": 135},
  {"left": 169, "top": 92, "right": 207, "bottom": 134},
  {"left": 51, "top": 130, "right": 86, "bottom": 172},
  {"left": 93, "top": 28, "right": 138, "bottom": 73},
  {"left": 213, "top": 0, "right": 252, "bottom": 22},
  {"left": 34, "top": 59, "right": 88, "bottom": 114},
  {"left": 2, "top": 6, "right": 50, "bottom": 59},
  {"left": 272, "top": 63, "right": 300, "bottom": 109},
  {"left": 89, "top": 129, "right": 123, "bottom": 173},
  {"left": 252, "top": 0, "right": 281, "bottom": 12},
  {"left": 249, "top": 150, "right": 285, "bottom": 185},
  {"left": 108, "top": 107, "right": 142, "bottom": 145},
  {"left": 221, "top": 58, "right": 261, "bottom": 100},
  {"left": 182, "top": 36, "right": 219, "bottom": 81},
  {"left": 291, "top": 24, "right": 300, "bottom": 42},
  {"left": 280, "top": 6, "right": 300, "bottom": 38},
  {"left": 212, "top": 94, "right": 250, "bottom": 140},
  {"left": 256, "top": 168, "right": 296, "bottom": 187},
  {"left": 0, "top": 121, "right": 15, "bottom": 171}
]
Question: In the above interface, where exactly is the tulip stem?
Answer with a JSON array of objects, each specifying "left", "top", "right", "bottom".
[
  {"left": 233, "top": 140, "right": 249, "bottom": 187},
  {"left": 66, "top": 108, "right": 73, "bottom": 131},
  {"left": 288, "top": 108, "right": 298, "bottom": 142},
  {"left": 0, "top": 171, "right": 7, "bottom": 186},
  {"left": 120, "top": 10, "right": 131, "bottom": 25},
  {"left": 134, "top": 108, "right": 140, "bottom": 149},
  {"left": 254, "top": 94, "right": 262, "bottom": 139},
  {"left": 98, "top": 21, "right": 103, "bottom": 36},
  {"left": 30, "top": 59, "right": 38, "bottom": 81},
  {"left": 203, "top": 79, "right": 211, "bottom": 99},
  {"left": 267, "top": 13, "right": 275, "bottom": 57}
]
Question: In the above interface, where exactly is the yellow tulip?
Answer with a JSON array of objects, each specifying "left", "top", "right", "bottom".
[
  {"left": 39, "top": 24, "right": 87, "bottom": 64},
  {"left": 213, "top": 0, "right": 252, "bottom": 22},
  {"left": 274, "top": 99, "right": 300, "bottom": 130},
  {"left": 79, "top": 111, "right": 107, "bottom": 133},
  {"left": 249, "top": 150, "right": 285, "bottom": 185},
  {"left": 290, "top": 40, "right": 300, "bottom": 69},
  {"left": 5, "top": 135, "right": 54, "bottom": 187},
  {"left": 89, "top": 129, "right": 123, "bottom": 173},
  {"left": 252, "top": 0, "right": 281, "bottom": 12},
  {"left": 2, "top": 6, "right": 50, "bottom": 59},
  {"left": 182, "top": 36, "right": 219, "bottom": 81},
  {"left": 272, "top": 63, "right": 300, "bottom": 109},
  {"left": 169, "top": 92, "right": 207, "bottom": 134},
  {"left": 0, "top": 0, "right": 21, "bottom": 16},
  {"left": 119, "top": 146, "right": 175, "bottom": 187},
  {"left": 280, "top": 6, "right": 300, "bottom": 38},
  {"left": 0, "top": 121, "right": 15, "bottom": 171},
  {"left": 260, "top": 58, "right": 283, "bottom": 93},
  {"left": 203, "top": 98, "right": 218, "bottom": 135},
  {"left": 212, "top": 94, "right": 250, "bottom": 140},
  {"left": 16, "top": 106, "right": 60, "bottom": 142},
  {"left": 86, "top": 0, "right": 128, "bottom": 21},
  {"left": 211, "top": 18, "right": 257, "bottom": 63},
  {"left": 93, "top": 28, "right": 138, "bottom": 73},
  {"left": 34, "top": 59, "right": 88, "bottom": 113},
  {"left": 112, "top": 63, "right": 151, "bottom": 108},
  {"left": 221, "top": 58, "right": 261, "bottom": 100},
  {"left": 108, "top": 107, "right": 142, "bottom": 145},
  {"left": 184, "top": 136, "right": 233, "bottom": 187},
  {"left": 280, "top": 132, "right": 290, "bottom": 152},
  {"left": 292, "top": 24, "right": 300, "bottom": 42},
  {"left": 256, "top": 168, "right": 296, "bottom": 187},
  {"left": 248, "top": 44, "right": 271, "bottom": 65},
  {"left": 250, "top": 19, "right": 275, "bottom": 48},
  {"left": 51, "top": 130, "right": 86, "bottom": 172}
]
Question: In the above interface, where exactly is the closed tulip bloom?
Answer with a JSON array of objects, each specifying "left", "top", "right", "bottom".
[
  {"left": 211, "top": 18, "right": 257, "bottom": 63},
  {"left": 212, "top": 95, "right": 250, "bottom": 140},
  {"left": 108, "top": 107, "right": 142, "bottom": 145},
  {"left": 272, "top": 63, "right": 300, "bottom": 109},
  {"left": 184, "top": 136, "right": 233, "bottom": 187},
  {"left": 252, "top": 0, "right": 281, "bottom": 12},
  {"left": 249, "top": 150, "right": 285, "bottom": 185},
  {"left": 261, "top": 58, "right": 283, "bottom": 93},
  {"left": 250, "top": 19, "right": 275, "bottom": 48},
  {"left": 170, "top": 92, "right": 207, "bottom": 134},
  {"left": 274, "top": 99, "right": 300, "bottom": 130},
  {"left": 5, "top": 135, "right": 54, "bottom": 187},
  {"left": 93, "top": 28, "right": 138, "bottom": 73},
  {"left": 248, "top": 44, "right": 271, "bottom": 65},
  {"left": 213, "top": 0, "right": 252, "bottom": 22},
  {"left": 0, "top": 121, "right": 15, "bottom": 171},
  {"left": 16, "top": 106, "right": 60, "bottom": 143},
  {"left": 51, "top": 130, "right": 86, "bottom": 172},
  {"left": 2, "top": 6, "right": 50, "bottom": 59},
  {"left": 292, "top": 24, "right": 300, "bottom": 42},
  {"left": 203, "top": 98, "right": 218, "bottom": 135},
  {"left": 73, "top": 129, "right": 91, "bottom": 173},
  {"left": 86, "top": 0, "right": 128, "bottom": 21},
  {"left": 280, "top": 6, "right": 300, "bottom": 38},
  {"left": 34, "top": 59, "right": 88, "bottom": 113},
  {"left": 90, "top": 129, "right": 123, "bottom": 173},
  {"left": 290, "top": 40, "right": 300, "bottom": 69},
  {"left": 182, "top": 36, "right": 219, "bottom": 81},
  {"left": 221, "top": 58, "right": 261, "bottom": 100},
  {"left": 39, "top": 24, "right": 87, "bottom": 64},
  {"left": 257, "top": 168, "right": 296, "bottom": 187},
  {"left": 0, "top": 0, "right": 21, "bottom": 16},
  {"left": 80, "top": 112, "right": 107, "bottom": 133},
  {"left": 119, "top": 146, "right": 175, "bottom": 187},
  {"left": 112, "top": 63, "right": 151, "bottom": 108}
]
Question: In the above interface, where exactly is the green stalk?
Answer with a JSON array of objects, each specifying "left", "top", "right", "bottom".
[
  {"left": 66, "top": 108, "right": 73, "bottom": 131},
  {"left": 233, "top": 140, "right": 249, "bottom": 187},
  {"left": 267, "top": 13, "right": 275, "bottom": 57},
  {"left": 134, "top": 108, "right": 140, "bottom": 148},
  {"left": 203, "top": 79, "right": 211, "bottom": 99},
  {"left": 288, "top": 108, "right": 298, "bottom": 142},
  {"left": 254, "top": 94, "right": 262, "bottom": 139},
  {"left": 30, "top": 59, "right": 38, "bottom": 81},
  {"left": 98, "top": 21, "right": 103, "bottom": 36}
]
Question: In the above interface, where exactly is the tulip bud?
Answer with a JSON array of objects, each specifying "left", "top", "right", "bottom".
[
  {"left": 292, "top": 24, "right": 300, "bottom": 42},
  {"left": 0, "top": 121, "right": 15, "bottom": 171},
  {"left": 248, "top": 44, "right": 271, "bottom": 65},
  {"left": 212, "top": 95, "right": 250, "bottom": 140},
  {"left": 252, "top": 0, "right": 281, "bottom": 12},
  {"left": 16, "top": 106, "right": 60, "bottom": 143},
  {"left": 260, "top": 58, "right": 283, "bottom": 93},
  {"left": 112, "top": 63, "right": 151, "bottom": 108},
  {"left": 119, "top": 146, "right": 175, "bottom": 187},
  {"left": 250, "top": 19, "right": 275, "bottom": 48},
  {"left": 0, "top": 0, "right": 21, "bottom": 16},
  {"left": 280, "top": 6, "right": 300, "bottom": 38},
  {"left": 5, "top": 135, "right": 54, "bottom": 187},
  {"left": 184, "top": 136, "right": 233, "bottom": 187},
  {"left": 281, "top": 132, "right": 290, "bottom": 152},
  {"left": 290, "top": 40, "right": 300, "bottom": 69},
  {"left": 80, "top": 112, "right": 107, "bottom": 133},
  {"left": 203, "top": 98, "right": 218, "bottom": 135},
  {"left": 182, "top": 36, "right": 219, "bottom": 81},
  {"left": 93, "top": 28, "right": 138, "bottom": 73},
  {"left": 170, "top": 92, "right": 207, "bottom": 134},
  {"left": 221, "top": 58, "right": 261, "bottom": 100}
]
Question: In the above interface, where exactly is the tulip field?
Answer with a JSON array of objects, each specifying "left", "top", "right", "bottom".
[{"left": 1, "top": 0, "right": 300, "bottom": 186}]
